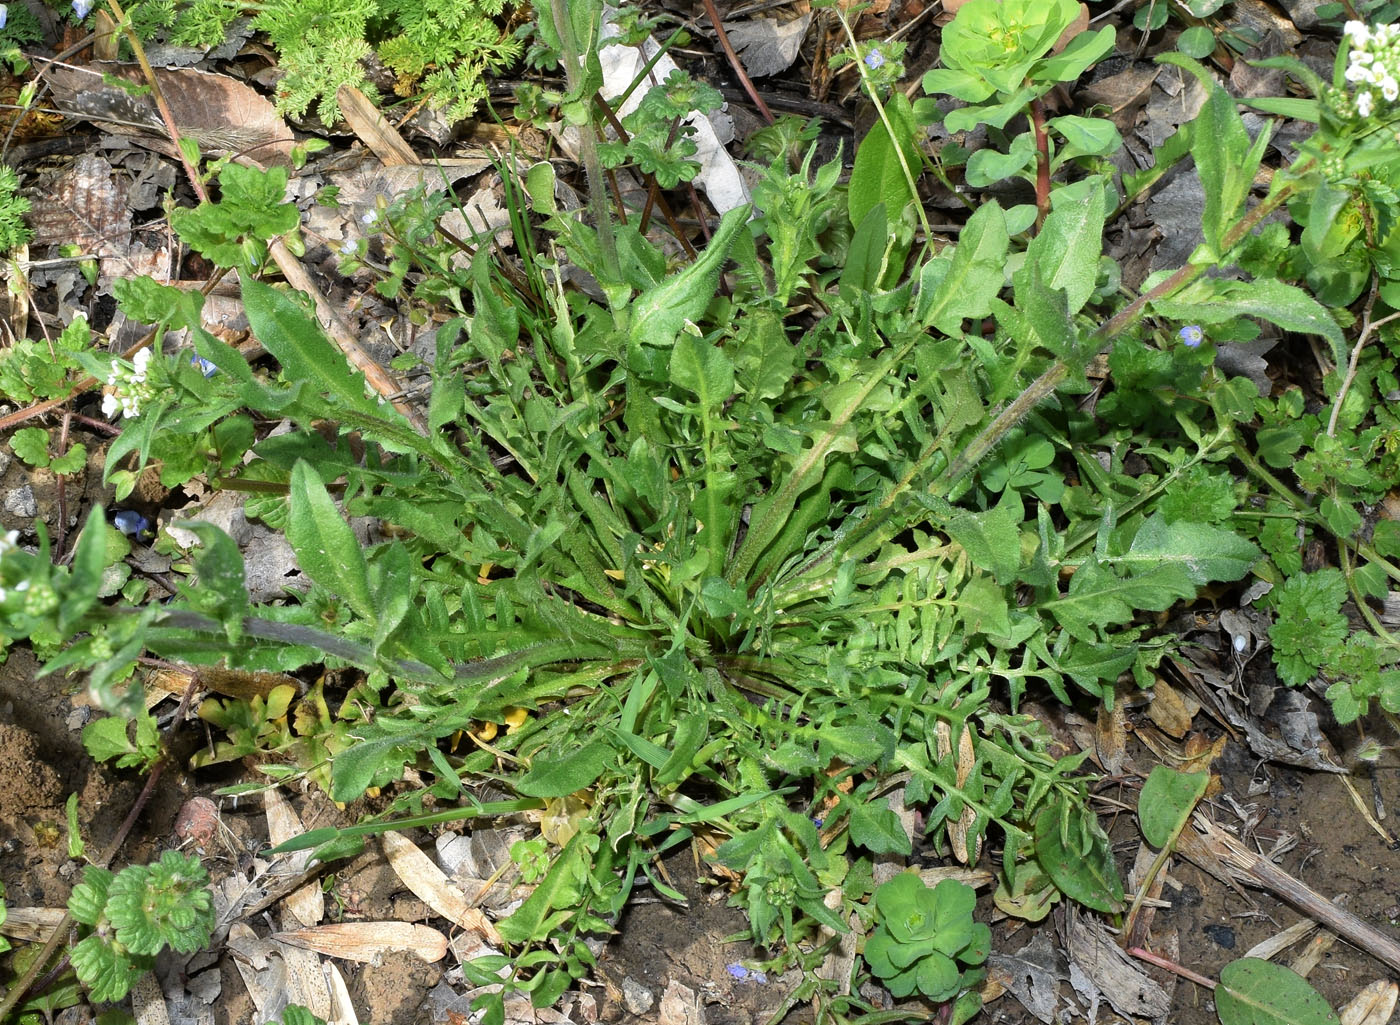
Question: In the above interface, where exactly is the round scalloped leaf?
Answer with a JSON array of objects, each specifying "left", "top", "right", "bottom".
[
  {"left": 68, "top": 865, "right": 115, "bottom": 927},
  {"left": 914, "top": 950, "right": 960, "bottom": 1002},
  {"left": 1216, "top": 958, "right": 1339, "bottom": 1025},
  {"left": 70, "top": 934, "right": 143, "bottom": 1004}
]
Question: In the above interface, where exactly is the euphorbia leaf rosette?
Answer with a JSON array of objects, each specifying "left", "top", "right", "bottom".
[
  {"left": 864, "top": 875, "right": 991, "bottom": 1002},
  {"left": 924, "top": 0, "right": 1115, "bottom": 131}
]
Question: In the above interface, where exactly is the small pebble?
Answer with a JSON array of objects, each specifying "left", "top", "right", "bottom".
[{"left": 173, "top": 796, "right": 219, "bottom": 852}]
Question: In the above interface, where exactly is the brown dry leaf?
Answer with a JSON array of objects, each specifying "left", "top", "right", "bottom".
[
  {"left": 263, "top": 788, "right": 326, "bottom": 927},
  {"left": 1146, "top": 678, "right": 1196, "bottom": 738},
  {"left": 1341, "top": 980, "right": 1398, "bottom": 1025},
  {"left": 1180, "top": 731, "right": 1228, "bottom": 776},
  {"left": 1079, "top": 66, "right": 1159, "bottom": 117},
  {"left": 381, "top": 830, "right": 503, "bottom": 943},
  {"left": 273, "top": 921, "right": 449, "bottom": 963},
  {"left": 1063, "top": 911, "right": 1171, "bottom": 1021},
  {"left": 46, "top": 63, "right": 295, "bottom": 167},
  {"left": 1094, "top": 700, "right": 1128, "bottom": 776},
  {"left": 131, "top": 971, "right": 171, "bottom": 1025},
  {"left": 323, "top": 961, "right": 360, "bottom": 1025},
  {"left": 26, "top": 155, "right": 134, "bottom": 283}
]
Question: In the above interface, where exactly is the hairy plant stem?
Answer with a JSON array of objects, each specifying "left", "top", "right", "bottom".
[{"left": 550, "top": 0, "right": 619, "bottom": 285}]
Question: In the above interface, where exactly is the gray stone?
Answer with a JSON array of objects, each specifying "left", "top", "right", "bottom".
[{"left": 622, "top": 976, "right": 655, "bottom": 1015}]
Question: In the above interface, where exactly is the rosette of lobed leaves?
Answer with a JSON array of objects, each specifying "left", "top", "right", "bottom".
[
  {"left": 863, "top": 874, "right": 990, "bottom": 1003},
  {"left": 68, "top": 851, "right": 216, "bottom": 1003},
  {"left": 922, "top": 0, "right": 1115, "bottom": 132}
]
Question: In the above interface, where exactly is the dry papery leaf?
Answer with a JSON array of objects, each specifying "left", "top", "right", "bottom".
[
  {"left": 323, "top": 962, "right": 360, "bottom": 1025},
  {"left": 1341, "top": 980, "right": 1398, "bottom": 1025},
  {"left": 381, "top": 830, "right": 503, "bottom": 944},
  {"left": 273, "top": 922, "right": 449, "bottom": 963},
  {"left": 45, "top": 63, "right": 295, "bottom": 167},
  {"left": 264, "top": 787, "right": 325, "bottom": 927},
  {"left": 0, "top": 907, "right": 65, "bottom": 943}
]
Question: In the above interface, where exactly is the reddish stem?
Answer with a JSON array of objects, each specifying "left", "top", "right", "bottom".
[
  {"left": 699, "top": 0, "right": 775, "bottom": 125},
  {"left": 1127, "top": 947, "right": 1218, "bottom": 990},
  {"left": 1030, "top": 96, "right": 1052, "bottom": 232}
]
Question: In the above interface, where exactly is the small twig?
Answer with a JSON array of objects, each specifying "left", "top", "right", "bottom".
[
  {"left": 698, "top": 0, "right": 775, "bottom": 125},
  {"left": 1327, "top": 303, "right": 1400, "bottom": 437},
  {"left": 1127, "top": 947, "right": 1217, "bottom": 989},
  {"left": 101, "top": 0, "right": 208, "bottom": 204}
]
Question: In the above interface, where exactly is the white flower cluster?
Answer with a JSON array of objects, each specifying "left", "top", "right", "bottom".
[
  {"left": 101, "top": 347, "right": 155, "bottom": 419},
  {"left": 1344, "top": 21, "right": 1400, "bottom": 118}
]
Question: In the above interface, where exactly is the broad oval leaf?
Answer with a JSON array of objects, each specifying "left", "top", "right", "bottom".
[
  {"left": 1216, "top": 958, "right": 1339, "bottom": 1025},
  {"left": 1033, "top": 802, "right": 1123, "bottom": 913},
  {"left": 287, "top": 460, "right": 375, "bottom": 624},
  {"left": 1138, "top": 765, "right": 1208, "bottom": 849}
]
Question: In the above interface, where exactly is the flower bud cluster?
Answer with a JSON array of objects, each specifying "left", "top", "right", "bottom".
[
  {"left": 101, "top": 348, "right": 155, "bottom": 420},
  {"left": 1343, "top": 21, "right": 1400, "bottom": 119}
]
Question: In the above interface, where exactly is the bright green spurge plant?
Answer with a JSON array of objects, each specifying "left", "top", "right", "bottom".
[
  {"left": 921, "top": 0, "right": 1118, "bottom": 226},
  {"left": 68, "top": 851, "right": 216, "bottom": 1003},
  {"left": 863, "top": 874, "right": 989, "bottom": 1019}
]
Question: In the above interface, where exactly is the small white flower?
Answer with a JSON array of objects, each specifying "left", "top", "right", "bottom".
[
  {"left": 14, "top": 579, "right": 27, "bottom": 592},
  {"left": 339, "top": 238, "right": 357, "bottom": 256},
  {"left": 1383, "top": 76, "right": 1399, "bottom": 102},
  {"left": 1347, "top": 61, "right": 1369, "bottom": 82},
  {"left": 361, "top": 210, "right": 378, "bottom": 227},
  {"left": 0, "top": 529, "right": 17, "bottom": 555},
  {"left": 1358, "top": 89, "right": 1374, "bottom": 117},
  {"left": 101, "top": 393, "right": 119, "bottom": 418},
  {"left": 1355, "top": 50, "right": 1374, "bottom": 65},
  {"left": 1345, "top": 20, "right": 1369, "bottom": 45}
]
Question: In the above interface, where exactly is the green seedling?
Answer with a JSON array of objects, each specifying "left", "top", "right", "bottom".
[{"left": 68, "top": 851, "right": 216, "bottom": 1003}]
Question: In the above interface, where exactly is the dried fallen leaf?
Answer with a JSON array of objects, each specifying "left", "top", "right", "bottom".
[
  {"left": 0, "top": 907, "right": 65, "bottom": 942},
  {"left": 273, "top": 922, "right": 449, "bottom": 964},
  {"left": 264, "top": 788, "right": 325, "bottom": 927},
  {"left": 323, "top": 961, "right": 361, "bottom": 1025},
  {"left": 1341, "top": 979, "right": 1398, "bottom": 1025},
  {"left": 46, "top": 63, "right": 295, "bottom": 167},
  {"left": 381, "top": 830, "right": 502, "bottom": 943}
]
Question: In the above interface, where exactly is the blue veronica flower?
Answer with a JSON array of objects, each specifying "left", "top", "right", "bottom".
[
  {"left": 0, "top": 6, "right": 9, "bottom": 30},
  {"left": 190, "top": 355, "right": 218, "bottom": 377},
  {"left": 113, "top": 509, "right": 150, "bottom": 537},
  {"left": 72, "top": 0, "right": 93, "bottom": 19},
  {"left": 864, "top": 49, "right": 886, "bottom": 70},
  {"left": 1178, "top": 324, "right": 1204, "bottom": 348}
]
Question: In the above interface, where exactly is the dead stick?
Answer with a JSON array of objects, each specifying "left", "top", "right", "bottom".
[{"left": 1194, "top": 815, "right": 1400, "bottom": 975}]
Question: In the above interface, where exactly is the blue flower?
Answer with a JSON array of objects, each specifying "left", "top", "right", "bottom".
[
  {"left": 0, "top": 6, "right": 9, "bottom": 30},
  {"left": 1178, "top": 324, "right": 1204, "bottom": 348},
  {"left": 190, "top": 355, "right": 218, "bottom": 377},
  {"left": 113, "top": 510, "right": 151, "bottom": 537},
  {"left": 725, "top": 963, "right": 768, "bottom": 984},
  {"left": 864, "top": 48, "right": 886, "bottom": 70},
  {"left": 72, "top": 0, "right": 93, "bottom": 19}
]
